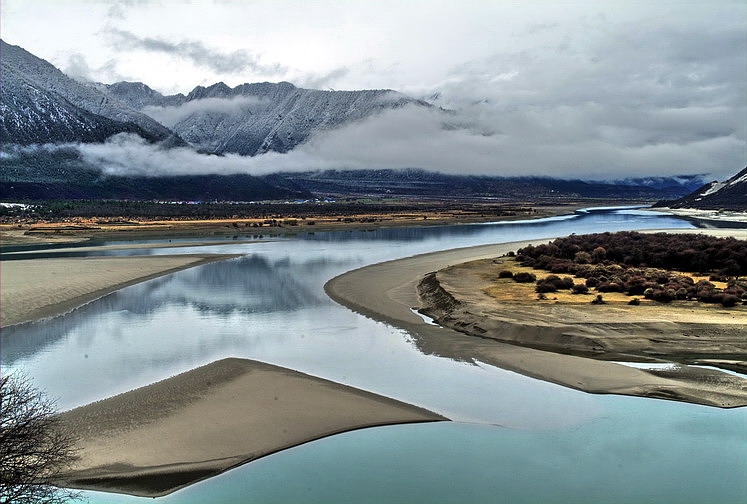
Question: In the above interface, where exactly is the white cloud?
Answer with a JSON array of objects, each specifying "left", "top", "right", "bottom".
[{"left": 141, "top": 96, "right": 266, "bottom": 127}]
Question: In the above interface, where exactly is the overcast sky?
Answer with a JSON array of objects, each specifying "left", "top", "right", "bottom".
[{"left": 2, "top": 0, "right": 745, "bottom": 180}]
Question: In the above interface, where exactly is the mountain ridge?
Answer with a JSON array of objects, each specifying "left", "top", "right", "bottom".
[
  {"left": 0, "top": 39, "right": 180, "bottom": 145},
  {"left": 103, "top": 79, "right": 429, "bottom": 156},
  {"left": 653, "top": 168, "right": 747, "bottom": 211}
]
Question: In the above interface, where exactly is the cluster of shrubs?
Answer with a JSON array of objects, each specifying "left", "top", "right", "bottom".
[
  {"left": 516, "top": 231, "right": 747, "bottom": 276},
  {"left": 535, "top": 275, "right": 575, "bottom": 293},
  {"left": 507, "top": 232, "right": 747, "bottom": 308}
]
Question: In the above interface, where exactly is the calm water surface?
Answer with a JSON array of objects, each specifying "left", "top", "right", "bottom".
[{"left": 2, "top": 208, "right": 745, "bottom": 503}]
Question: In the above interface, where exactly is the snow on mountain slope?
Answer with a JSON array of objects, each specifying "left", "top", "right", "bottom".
[
  {"left": 654, "top": 167, "right": 747, "bottom": 211},
  {"left": 106, "top": 80, "right": 431, "bottom": 155},
  {"left": 0, "top": 40, "right": 179, "bottom": 144},
  {"left": 1, "top": 64, "right": 154, "bottom": 144}
]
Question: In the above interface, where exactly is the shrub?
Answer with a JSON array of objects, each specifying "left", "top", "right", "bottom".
[
  {"left": 597, "top": 281, "right": 623, "bottom": 293},
  {"left": 651, "top": 289, "right": 675, "bottom": 303},
  {"left": 513, "top": 272, "right": 536, "bottom": 283},
  {"left": 536, "top": 281, "right": 557, "bottom": 293},
  {"left": 591, "top": 246, "right": 607, "bottom": 263},
  {"left": 572, "top": 284, "right": 589, "bottom": 294},
  {"left": 591, "top": 294, "right": 606, "bottom": 305},
  {"left": 497, "top": 270, "right": 513, "bottom": 279},
  {"left": 721, "top": 295, "right": 739, "bottom": 307},
  {"left": 574, "top": 251, "right": 592, "bottom": 264}
]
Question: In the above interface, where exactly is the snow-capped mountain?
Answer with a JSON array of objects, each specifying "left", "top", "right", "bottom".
[
  {"left": 104, "top": 80, "right": 429, "bottom": 155},
  {"left": 1, "top": 39, "right": 429, "bottom": 156},
  {"left": 654, "top": 167, "right": 747, "bottom": 211},
  {"left": 0, "top": 40, "right": 179, "bottom": 145}
]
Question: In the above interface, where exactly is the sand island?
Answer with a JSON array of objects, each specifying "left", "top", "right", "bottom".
[{"left": 326, "top": 230, "right": 747, "bottom": 408}]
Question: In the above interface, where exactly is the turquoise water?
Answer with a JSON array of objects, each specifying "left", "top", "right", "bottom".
[
  {"left": 2, "top": 208, "right": 745, "bottom": 503},
  {"left": 83, "top": 401, "right": 747, "bottom": 504}
]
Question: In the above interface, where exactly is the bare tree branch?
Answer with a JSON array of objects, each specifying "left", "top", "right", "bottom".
[{"left": 0, "top": 373, "right": 81, "bottom": 504}]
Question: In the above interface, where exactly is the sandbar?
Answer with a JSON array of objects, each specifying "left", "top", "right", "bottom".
[
  {"left": 2, "top": 239, "right": 265, "bottom": 255},
  {"left": 324, "top": 232, "right": 747, "bottom": 408},
  {"left": 0, "top": 254, "right": 240, "bottom": 327},
  {"left": 56, "top": 358, "right": 446, "bottom": 497}
]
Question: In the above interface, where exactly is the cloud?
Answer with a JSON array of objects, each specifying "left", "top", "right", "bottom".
[
  {"left": 106, "top": 0, "right": 149, "bottom": 20},
  {"left": 62, "top": 53, "right": 129, "bottom": 83},
  {"left": 17, "top": 98, "right": 741, "bottom": 182},
  {"left": 294, "top": 66, "right": 350, "bottom": 90},
  {"left": 104, "top": 27, "right": 286, "bottom": 75},
  {"left": 141, "top": 96, "right": 266, "bottom": 127},
  {"left": 9, "top": 12, "right": 745, "bottom": 182}
]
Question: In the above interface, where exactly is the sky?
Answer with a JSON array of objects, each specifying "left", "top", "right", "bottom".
[{"left": 2, "top": 0, "right": 746, "bottom": 180}]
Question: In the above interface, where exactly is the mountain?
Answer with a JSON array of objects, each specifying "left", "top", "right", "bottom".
[
  {"left": 104, "top": 80, "right": 430, "bottom": 155},
  {"left": 263, "top": 169, "right": 695, "bottom": 200},
  {"left": 613, "top": 175, "right": 707, "bottom": 194},
  {"left": 653, "top": 168, "right": 747, "bottom": 211},
  {"left": 0, "top": 40, "right": 180, "bottom": 145}
]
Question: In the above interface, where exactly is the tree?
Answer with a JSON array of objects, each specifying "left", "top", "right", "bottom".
[{"left": 0, "top": 373, "right": 80, "bottom": 504}]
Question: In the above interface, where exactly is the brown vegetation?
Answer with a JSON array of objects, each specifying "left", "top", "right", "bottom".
[{"left": 515, "top": 232, "right": 747, "bottom": 308}]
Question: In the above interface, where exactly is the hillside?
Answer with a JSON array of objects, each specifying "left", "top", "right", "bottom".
[
  {"left": 265, "top": 169, "right": 697, "bottom": 201},
  {"left": 105, "top": 80, "right": 430, "bottom": 156},
  {"left": 654, "top": 168, "right": 747, "bottom": 211},
  {"left": 0, "top": 40, "right": 179, "bottom": 145}
]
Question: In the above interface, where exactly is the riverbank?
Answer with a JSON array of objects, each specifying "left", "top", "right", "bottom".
[
  {"left": 324, "top": 231, "right": 747, "bottom": 408},
  {"left": 0, "top": 202, "right": 610, "bottom": 246},
  {"left": 419, "top": 256, "right": 746, "bottom": 369},
  {"left": 57, "top": 358, "right": 446, "bottom": 497},
  {"left": 651, "top": 207, "right": 747, "bottom": 225},
  {"left": 0, "top": 253, "right": 241, "bottom": 327}
]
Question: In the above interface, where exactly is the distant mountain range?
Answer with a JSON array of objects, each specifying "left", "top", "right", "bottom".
[
  {"left": 1, "top": 39, "right": 427, "bottom": 155},
  {"left": 265, "top": 169, "right": 703, "bottom": 201},
  {"left": 654, "top": 167, "right": 747, "bottom": 211},
  {"left": 0, "top": 39, "right": 722, "bottom": 203},
  {"left": 104, "top": 80, "right": 428, "bottom": 156}
]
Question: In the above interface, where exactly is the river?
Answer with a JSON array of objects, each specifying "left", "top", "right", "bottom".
[{"left": 2, "top": 208, "right": 745, "bottom": 503}]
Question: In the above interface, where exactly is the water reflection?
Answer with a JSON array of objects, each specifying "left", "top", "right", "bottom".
[
  {"left": 4, "top": 207, "right": 745, "bottom": 503},
  {"left": 2, "top": 208, "right": 697, "bottom": 421}
]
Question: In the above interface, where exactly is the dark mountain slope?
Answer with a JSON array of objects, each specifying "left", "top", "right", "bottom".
[{"left": 654, "top": 168, "right": 747, "bottom": 211}]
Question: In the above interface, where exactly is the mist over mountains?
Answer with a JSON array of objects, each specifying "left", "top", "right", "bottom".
[{"left": 0, "top": 39, "right": 738, "bottom": 203}]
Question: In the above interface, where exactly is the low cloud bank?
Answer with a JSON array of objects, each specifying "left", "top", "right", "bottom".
[
  {"left": 8, "top": 102, "right": 742, "bottom": 181},
  {"left": 141, "top": 96, "right": 266, "bottom": 127}
]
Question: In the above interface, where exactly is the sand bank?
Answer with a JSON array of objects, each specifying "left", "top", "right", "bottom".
[
  {"left": 652, "top": 208, "right": 747, "bottom": 224},
  {"left": 325, "top": 233, "right": 747, "bottom": 408},
  {"left": 2, "top": 239, "right": 265, "bottom": 255},
  {"left": 0, "top": 254, "right": 240, "bottom": 327},
  {"left": 57, "top": 358, "right": 446, "bottom": 497},
  {"left": 640, "top": 228, "right": 747, "bottom": 239},
  {"left": 419, "top": 258, "right": 747, "bottom": 370}
]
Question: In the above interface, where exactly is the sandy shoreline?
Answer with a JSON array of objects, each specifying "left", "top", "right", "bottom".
[
  {"left": 324, "top": 231, "right": 747, "bottom": 408},
  {"left": 1, "top": 239, "right": 266, "bottom": 255},
  {"left": 57, "top": 358, "right": 446, "bottom": 497},
  {"left": 0, "top": 253, "right": 241, "bottom": 327},
  {"left": 651, "top": 207, "right": 747, "bottom": 224}
]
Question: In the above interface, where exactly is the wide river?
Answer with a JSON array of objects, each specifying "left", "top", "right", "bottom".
[{"left": 2, "top": 208, "right": 746, "bottom": 503}]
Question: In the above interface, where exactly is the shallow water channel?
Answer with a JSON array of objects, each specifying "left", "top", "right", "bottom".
[{"left": 2, "top": 208, "right": 746, "bottom": 503}]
